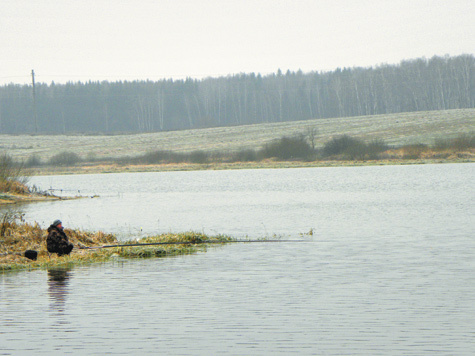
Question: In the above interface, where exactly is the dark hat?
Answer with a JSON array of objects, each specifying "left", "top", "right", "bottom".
[{"left": 52, "top": 219, "right": 62, "bottom": 227}]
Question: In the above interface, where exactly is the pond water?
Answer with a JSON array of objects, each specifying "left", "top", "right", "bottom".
[{"left": 1, "top": 163, "right": 474, "bottom": 355}]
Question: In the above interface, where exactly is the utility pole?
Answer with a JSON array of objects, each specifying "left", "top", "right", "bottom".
[{"left": 31, "top": 69, "right": 38, "bottom": 133}]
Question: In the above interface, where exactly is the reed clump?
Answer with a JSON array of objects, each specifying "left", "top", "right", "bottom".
[{"left": 0, "top": 152, "right": 30, "bottom": 197}]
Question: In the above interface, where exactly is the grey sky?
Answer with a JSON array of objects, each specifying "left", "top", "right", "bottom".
[{"left": 1, "top": 0, "right": 474, "bottom": 85}]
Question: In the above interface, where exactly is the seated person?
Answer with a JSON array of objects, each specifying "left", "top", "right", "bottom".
[{"left": 47, "top": 220, "right": 74, "bottom": 256}]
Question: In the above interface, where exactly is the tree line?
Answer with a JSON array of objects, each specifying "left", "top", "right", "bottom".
[{"left": 0, "top": 54, "right": 473, "bottom": 134}]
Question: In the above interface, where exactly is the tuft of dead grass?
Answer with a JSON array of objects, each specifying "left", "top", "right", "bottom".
[{"left": 0, "top": 180, "right": 30, "bottom": 194}]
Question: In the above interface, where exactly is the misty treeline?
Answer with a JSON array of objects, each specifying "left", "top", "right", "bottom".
[{"left": 0, "top": 54, "right": 473, "bottom": 134}]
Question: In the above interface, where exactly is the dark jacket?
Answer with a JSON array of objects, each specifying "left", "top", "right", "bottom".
[{"left": 47, "top": 225, "right": 74, "bottom": 256}]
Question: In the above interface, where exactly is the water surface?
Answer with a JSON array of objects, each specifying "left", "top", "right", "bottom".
[{"left": 1, "top": 164, "right": 474, "bottom": 355}]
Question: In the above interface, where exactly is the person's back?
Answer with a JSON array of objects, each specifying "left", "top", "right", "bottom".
[{"left": 46, "top": 220, "right": 74, "bottom": 256}]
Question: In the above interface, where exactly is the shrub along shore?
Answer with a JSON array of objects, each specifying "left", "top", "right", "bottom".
[
  {"left": 0, "top": 220, "right": 232, "bottom": 271},
  {"left": 23, "top": 133, "right": 475, "bottom": 176}
]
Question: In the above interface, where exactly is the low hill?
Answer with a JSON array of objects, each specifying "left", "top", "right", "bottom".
[{"left": 1, "top": 109, "right": 474, "bottom": 163}]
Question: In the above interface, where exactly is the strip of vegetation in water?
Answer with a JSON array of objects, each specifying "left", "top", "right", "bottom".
[{"left": 0, "top": 219, "right": 233, "bottom": 272}]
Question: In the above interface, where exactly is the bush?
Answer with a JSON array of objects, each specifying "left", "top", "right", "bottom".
[
  {"left": 127, "top": 149, "right": 210, "bottom": 165},
  {"left": 0, "top": 154, "right": 18, "bottom": 182},
  {"left": 232, "top": 149, "right": 258, "bottom": 162},
  {"left": 0, "top": 153, "right": 29, "bottom": 193},
  {"left": 138, "top": 150, "right": 176, "bottom": 164},
  {"left": 452, "top": 133, "right": 475, "bottom": 149},
  {"left": 366, "top": 139, "right": 389, "bottom": 159},
  {"left": 188, "top": 150, "right": 208, "bottom": 164},
  {"left": 323, "top": 135, "right": 389, "bottom": 160},
  {"left": 345, "top": 141, "right": 369, "bottom": 160},
  {"left": 323, "top": 135, "right": 364, "bottom": 157},
  {"left": 401, "top": 144, "right": 428, "bottom": 159},
  {"left": 48, "top": 151, "right": 81, "bottom": 166},
  {"left": 434, "top": 133, "right": 475, "bottom": 151},
  {"left": 25, "top": 154, "right": 42, "bottom": 167},
  {"left": 260, "top": 135, "right": 315, "bottom": 160}
]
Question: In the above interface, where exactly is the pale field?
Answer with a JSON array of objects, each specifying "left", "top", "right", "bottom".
[{"left": 1, "top": 108, "right": 474, "bottom": 162}]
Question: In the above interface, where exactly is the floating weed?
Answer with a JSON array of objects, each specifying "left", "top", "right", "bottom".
[{"left": 299, "top": 228, "right": 314, "bottom": 238}]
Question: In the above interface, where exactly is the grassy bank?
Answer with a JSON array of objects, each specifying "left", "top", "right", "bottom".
[
  {"left": 23, "top": 154, "right": 474, "bottom": 176},
  {"left": 0, "top": 220, "right": 232, "bottom": 271}
]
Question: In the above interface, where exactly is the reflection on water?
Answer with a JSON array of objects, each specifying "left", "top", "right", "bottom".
[{"left": 47, "top": 268, "right": 71, "bottom": 313}]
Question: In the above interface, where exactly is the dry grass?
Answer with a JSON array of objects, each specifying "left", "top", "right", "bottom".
[
  {"left": 0, "top": 221, "right": 232, "bottom": 271},
  {"left": 0, "top": 180, "right": 30, "bottom": 194},
  {"left": 382, "top": 146, "right": 475, "bottom": 161},
  {"left": 0, "top": 221, "right": 118, "bottom": 270}
]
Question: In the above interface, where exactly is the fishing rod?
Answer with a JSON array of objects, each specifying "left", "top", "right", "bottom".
[
  {"left": 80, "top": 239, "right": 307, "bottom": 250},
  {"left": 1, "top": 240, "right": 309, "bottom": 260}
]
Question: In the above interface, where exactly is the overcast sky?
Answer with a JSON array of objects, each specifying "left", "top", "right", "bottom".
[{"left": 1, "top": 0, "right": 474, "bottom": 85}]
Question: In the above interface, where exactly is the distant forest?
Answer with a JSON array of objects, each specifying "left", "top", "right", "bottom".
[{"left": 0, "top": 54, "right": 473, "bottom": 134}]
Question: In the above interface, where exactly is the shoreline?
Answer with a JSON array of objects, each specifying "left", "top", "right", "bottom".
[
  {"left": 0, "top": 192, "right": 73, "bottom": 205},
  {"left": 1, "top": 155, "right": 473, "bottom": 205},
  {"left": 25, "top": 156, "right": 475, "bottom": 176}
]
